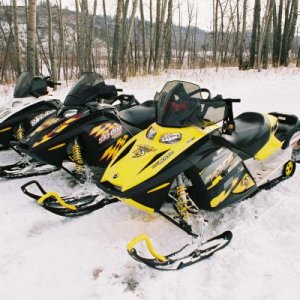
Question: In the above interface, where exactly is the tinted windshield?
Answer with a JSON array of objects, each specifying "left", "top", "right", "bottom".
[
  {"left": 156, "top": 81, "right": 227, "bottom": 127},
  {"left": 13, "top": 72, "right": 32, "bottom": 98},
  {"left": 64, "top": 73, "right": 117, "bottom": 106}
]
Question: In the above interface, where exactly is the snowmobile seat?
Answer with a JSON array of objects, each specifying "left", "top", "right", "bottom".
[
  {"left": 220, "top": 112, "right": 271, "bottom": 157},
  {"left": 119, "top": 100, "right": 156, "bottom": 129}
]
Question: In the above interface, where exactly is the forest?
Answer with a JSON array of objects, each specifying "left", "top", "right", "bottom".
[{"left": 0, "top": 0, "right": 299, "bottom": 83}]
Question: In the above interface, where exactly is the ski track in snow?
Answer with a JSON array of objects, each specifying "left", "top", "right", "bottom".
[{"left": 0, "top": 67, "right": 299, "bottom": 300}]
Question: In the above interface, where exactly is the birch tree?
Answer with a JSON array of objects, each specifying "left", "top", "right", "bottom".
[{"left": 26, "top": 0, "right": 37, "bottom": 74}]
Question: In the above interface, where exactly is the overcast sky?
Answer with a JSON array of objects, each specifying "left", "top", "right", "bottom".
[{"left": 57, "top": 0, "right": 214, "bottom": 30}]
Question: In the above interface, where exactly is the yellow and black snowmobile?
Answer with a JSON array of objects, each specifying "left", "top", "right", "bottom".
[{"left": 98, "top": 80, "right": 300, "bottom": 270}]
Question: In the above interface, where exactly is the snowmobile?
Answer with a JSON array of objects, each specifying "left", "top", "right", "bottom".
[
  {"left": 0, "top": 71, "right": 61, "bottom": 151},
  {"left": 97, "top": 80, "right": 300, "bottom": 270},
  {"left": 19, "top": 72, "right": 156, "bottom": 216}
]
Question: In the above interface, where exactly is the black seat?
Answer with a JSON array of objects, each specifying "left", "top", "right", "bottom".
[
  {"left": 119, "top": 100, "right": 156, "bottom": 129},
  {"left": 220, "top": 112, "right": 271, "bottom": 157}
]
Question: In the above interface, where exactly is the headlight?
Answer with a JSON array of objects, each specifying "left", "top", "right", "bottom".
[
  {"left": 160, "top": 133, "right": 182, "bottom": 144},
  {"left": 146, "top": 127, "right": 157, "bottom": 140},
  {"left": 64, "top": 109, "right": 78, "bottom": 118}
]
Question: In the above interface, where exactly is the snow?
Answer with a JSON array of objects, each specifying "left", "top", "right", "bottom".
[{"left": 0, "top": 67, "right": 300, "bottom": 300}]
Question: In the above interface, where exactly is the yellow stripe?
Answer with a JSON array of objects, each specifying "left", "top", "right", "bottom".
[
  {"left": 118, "top": 197, "right": 155, "bottom": 215},
  {"left": 208, "top": 175, "right": 223, "bottom": 190},
  {"left": 127, "top": 234, "right": 167, "bottom": 262},
  {"left": 147, "top": 182, "right": 170, "bottom": 193},
  {"left": 255, "top": 134, "right": 283, "bottom": 160},
  {"left": 48, "top": 143, "right": 66, "bottom": 151},
  {"left": 210, "top": 178, "right": 239, "bottom": 208},
  {"left": 37, "top": 192, "right": 77, "bottom": 211},
  {"left": 0, "top": 127, "right": 12, "bottom": 132}
]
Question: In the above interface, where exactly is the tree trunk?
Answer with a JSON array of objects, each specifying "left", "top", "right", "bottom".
[
  {"left": 103, "top": 0, "right": 111, "bottom": 73},
  {"left": 249, "top": 0, "right": 260, "bottom": 69},
  {"left": 257, "top": 0, "right": 273, "bottom": 71},
  {"left": 239, "top": 0, "right": 247, "bottom": 69},
  {"left": 139, "top": 0, "right": 147, "bottom": 74},
  {"left": 154, "top": 0, "right": 161, "bottom": 71},
  {"left": 212, "top": 0, "right": 218, "bottom": 64},
  {"left": 163, "top": 0, "right": 172, "bottom": 69},
  {"left": 12, "top": 0, "right": 21, "bottom": 76},
  {"left": 297, "top": 46, "right": 300, "bottom": 67},
  {"left": 26, "top": 0, "right": 37, "bottom": 74},
  {"left": 121, "top": 0, "right": 139, "bottom": 82},
  {"left": 111, "top": 0, "right": 123, "bottom": 78},
  {"left": 280, "top": 0, "right": 298, "bottom": 66},
  {"left": 262, "top": 2, "right": 273, "bottom": 69},
  {"left": 46, "top": 0, "right": 57, "bottom": 88},
  {"left": 148, "top": 0, "right": 154, "bottom": 73}
]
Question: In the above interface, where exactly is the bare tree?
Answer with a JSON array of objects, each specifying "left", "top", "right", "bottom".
[
  {"left": 257, "top": 0, "right": 274, "bottom": 71},
  {"left": 249, "top": 0, "right": 260, "bottom": 69},
  {"left": 163, "top": 0, "right": 173, "bottom": 69},
  {"left": 154, "top": 0, "right": 161, "bottom": 71},
  {"left": 121, "top": 0, "right": 139, "bottom": 81},
  {"left": 111, "top": 0, "right": 123, "bottom": 78},
  {"left": 26, "top": 0, "right": 37, "bottom": 74},
  {"left": 280, "top": 0, "right": 298, "bottom": 66},
  {"left": 239, "top": 0, "right": 248, "bottom": 69},
  {"left": 46, "top": 0, "right": 57, "bottom": 86},
  {"left": 12, "top": 0, "right": 21, "bottom": 75},
  {"left": 103, "top": 0, "right": 111, "bottom": 72}
]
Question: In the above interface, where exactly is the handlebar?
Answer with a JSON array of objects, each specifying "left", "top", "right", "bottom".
[
  {"left": 117, "top": 88, "right": 123, "bottom": 92},
  {"left": 223, "top": 98, "right": 241, "bottom": 103}
]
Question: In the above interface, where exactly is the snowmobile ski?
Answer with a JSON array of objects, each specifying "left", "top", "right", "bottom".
[
  {"left": 0, "top": 160, "right": 58, "bottom": 178},
  {"left": 127, "top": 231, "right": 232, "bottom": 270},
  {"left": 21, "top": 180, "right": 118, "bottom": 217}
]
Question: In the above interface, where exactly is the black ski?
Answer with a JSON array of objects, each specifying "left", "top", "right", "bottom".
[
  {"left": 0, "top": 160, "right": 58, "bottom": 178},
  {"left": 127, "top": 231, "right": 232, "bottom": 270},
  {"left": 21, "top": 180, "right": 118, "bottom": 217}
]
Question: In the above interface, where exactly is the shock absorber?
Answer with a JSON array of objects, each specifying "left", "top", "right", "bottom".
[
  {"left": 16, "top": 124, "right": 25, "bottom": 141},
  {"left": 175, "top": 174, "right": 195, "bottom": 221},
  {"left": 72, "top": 139, "right": 84, "bottom": 173}
]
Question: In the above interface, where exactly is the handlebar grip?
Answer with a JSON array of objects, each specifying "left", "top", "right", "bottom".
[
  {"left": 54, "top": 82, "right": 62, "bottom": 86},
  {"left": 117, "top": 88, "right": 123, "bottom": 92}
]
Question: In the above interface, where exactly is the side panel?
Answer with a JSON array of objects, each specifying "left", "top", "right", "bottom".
[
  {"left": 187, "top": 147, "right": 257, "bottom": 210},
  {"left": 0, "top": 101, "right": 59, "bottom": 146},
  {"left": 79, "top": 121, "right": 133, "bottom": 168}
]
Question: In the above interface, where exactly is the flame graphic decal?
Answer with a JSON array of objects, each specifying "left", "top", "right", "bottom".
[{"left": 100, "top": 134, "right": 129, "bottom": 161}]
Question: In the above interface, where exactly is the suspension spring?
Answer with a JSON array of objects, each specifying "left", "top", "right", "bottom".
[
  {"left": 16, "top": 124, "right": 25, "bottom": 141},
  {"left": 176, "top": 184, "right": 191, "bottom": 221},
  {"left": 72, "top": 141, "right": 84, "bottom": 173}
]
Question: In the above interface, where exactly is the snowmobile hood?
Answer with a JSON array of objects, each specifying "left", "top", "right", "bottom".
[
  {"left": 22, "top": 111, "right": 87, "bottom": 149},
  {"left": 0, "top": 96, "right": 57, "bottom": 124},
  {"left": 101, "top": 122, "right": 219, "bottom": 192}
]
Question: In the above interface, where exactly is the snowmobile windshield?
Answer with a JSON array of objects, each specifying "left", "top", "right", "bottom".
[
  {"left": 156, "top": 81, "right": 227, "bottom": 127},
  {"left": 13, "top": 72, "right": 33, "bottom": 98},
  {"left": 64, "top": 73, "right": 118, "bottom": 106}
]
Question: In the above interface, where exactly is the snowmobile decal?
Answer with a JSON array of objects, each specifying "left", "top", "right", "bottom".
[
  {"left": 100, "top": 134, "right": 129, "bottom": 161},
  {"left": 32, "top": 114, "right": 84, "bottom": 148},
  {"left": 151, "top": 151, "right": 174, "bottom": 168},
  {"left": 30, "top": 109, "right": 56, "bottom": 126},
  {"left": 29, "top": 116, "right": 60, "bottom": 137},
  {"left": 132, "top": 145, "right": 157, "bottom": 158},
  {"left": 89, "top": 122, "right": 122, "bottom": 144},
  {"left": 232, "top": 174, "right": 255, "bottom": 194}
]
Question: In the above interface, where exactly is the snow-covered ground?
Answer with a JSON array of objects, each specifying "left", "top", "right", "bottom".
[{"left": 0, "top": 67, "right": 300, "bottom": 300}]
